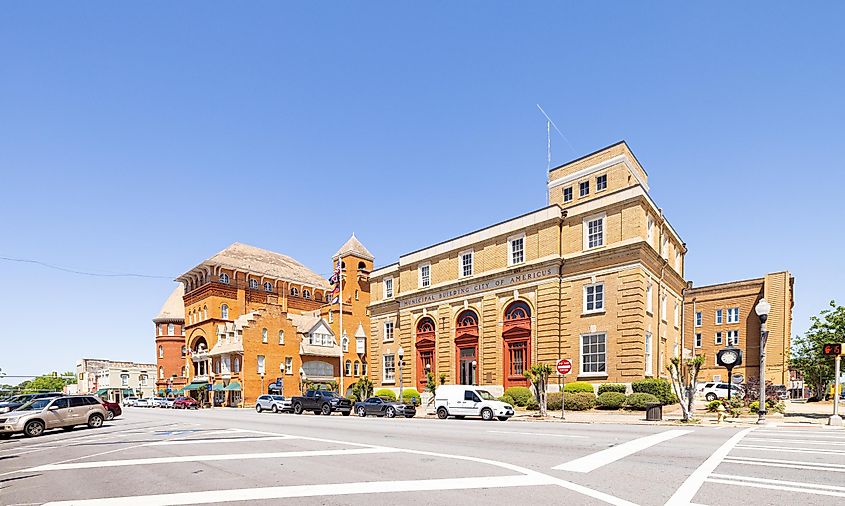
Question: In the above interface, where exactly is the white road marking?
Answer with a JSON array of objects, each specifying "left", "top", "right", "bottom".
[
  {"left": 27, "top": 447, "right": 400, "bottom": 471},
  {"left": 664, "top": 427, "right": 755, "bottom": 506},
  {"left": 707, "top": 473, "right": 845, "bottom": 497},
  {"left": 144, "top": 435, "right": 296, "bottom": 446},
  {"left": 724, "top": 455, "right": 845, "bottom": 469},
  {"left": 723, "top": 457, "right": 845, "bottom": 472},
  {"left": 487, "top": 430, "right": 586, "bottom": 438},
  {"left": 553, "top": 429, "right": 692, "bottom": 472},
  {"left": 745, "top": 437, "right": 845, "bottom": 445},
  {"left": 753, "top": 430, "right": 845, "bottom": 437},
  {"left": 735, "top": 444, "right": 845, "bottom": 455}
]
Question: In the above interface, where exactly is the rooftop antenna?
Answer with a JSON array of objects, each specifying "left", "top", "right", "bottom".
[{"left": 537, "top": 104, "right": 577, "bottom": 204}]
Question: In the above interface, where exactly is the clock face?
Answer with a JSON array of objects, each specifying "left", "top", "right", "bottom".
[{"left": 721, "top": 350, "right": 738, "bottom": 365}]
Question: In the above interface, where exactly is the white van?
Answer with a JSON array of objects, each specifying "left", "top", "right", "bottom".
[{"left": 434, "top": 385, "right": 515, "bottom": 421}]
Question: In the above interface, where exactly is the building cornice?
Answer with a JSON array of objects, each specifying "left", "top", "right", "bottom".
[{"left": 548, "top": 153, "right": 650, "bottom": 192}]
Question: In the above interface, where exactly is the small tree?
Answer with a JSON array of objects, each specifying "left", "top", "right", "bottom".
[
  {"left": 524, "top": 363, "right": 553, "bottom": 416},
  {"left": 352, "top": 376, "right": 373, "bottom": 400},
  {"left": 668, "top": 354, "right": 704, "bottom": 422},
  {"left": 425, "top": 371, "right": 437, "bottom": 406},
  {"left": 439, "top": 372, "right": 447, "bottom": 385},
  {"left": 792, "top": 301, "right": 844, "bottom": 400}
]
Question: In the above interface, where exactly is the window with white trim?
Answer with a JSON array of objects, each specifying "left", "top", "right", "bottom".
[
  {"left": 509, "top": 235, "right": 525, "bottom": 265},
  {"left": 342, "top": 336, "right": 349, "bottom": 353},
  {"left": 715, "top": 309, "right": 723, "bottom": 325},
  {"left": 661, "top": 235, "right": 669, "bottom": 259},
  {"left": 419, "top": 264, "right": 431, "bottom": 288},
  {"left": 585, "top": 215, "right": 604, "bottom": 249},
  {"left": 646, "top": 283, "right": 653, "bottom": 313},
  {"left": 168, "top": 323, "right": 175, "bottom": 336},
  {"left": 661, "top": 295, "right": 667, "bottom": 321},
  {"left": 645, "top": 332, "right": 653, "bottom": 375},
  {"left": 647, "top": 215, "right": 654, "bottom": 243},
  {"left": 257, "top": 355, "right": 265, "bottom": 374},
  {"left": 727, "top": 330, "right": 739, "bottom": 346},
  {"left": 596, "top": 174, "right": 607, "bottom": 191},
  {"left": 674, "top": 302, "right": 680, "bottom": 327},
  {"left": 675, "top": 250, "right": 681, "bottom": 271},
  {"left": 727, "top": 307, "right": 739, "bottom": 324},
  {"left": 383, "top": 354, "right": 396, "bottom": 382},
  {"left": 460, "top": 251, "right": 473, "bottom": 277},
  {"left": 563, "top": 186, "right": 573, "bottom": 202},
  {"left": 715, "top": 332, "right": 723, "bottom": 345},
  {"left": 262, "top": 328, "right": 268, "bottom": 344},
  {"left": 384, "top": 321, "right": 394, "bottom": 342},
  {"left": 264, "top": 282, "right": 273, "bottom": 292},
  {"left": 249, "top": 279, "right": 258, "bottom": 289},
  {"left": 221, "top": 304, "right": 229, "bottom": 320},
  {"left": 329, "top": 310, "right": 333, "bottom": 323},
  {"left": 580, "top": 333, "right": 606, "bottom": 375},
  {"left": 158, "top": 345, "right": 163, "bottom": 358},
  {"left": 384, "top": 277, "right": 394, "bottom": 298},
  {"left": 579, "top": 180, "right": 590, "bottom": 197},
  {"left": 695, "top": 333, "right": 702, "bottom": 348},
  {"left": 584, "top": 283, "right": 604, "bottom": 313},
  {"left": 279, "top": 330, "right": 285, "bottom": 345},
  {"left": 695, "top": 312, "right": 702, "bottom": 327},
  {"left": 285, "top": 357, "right": 292, "bottom": 374},
  {"left": 219, "top": 273, "right": 229, "bottom": 284}
]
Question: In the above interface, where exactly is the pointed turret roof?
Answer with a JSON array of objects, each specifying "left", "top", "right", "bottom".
[
  {"left": 333, "top": 234, "right": 374, "bottom": 261},
  {"left": 153, "top": 284, "right": 185, "bottom": 323}
]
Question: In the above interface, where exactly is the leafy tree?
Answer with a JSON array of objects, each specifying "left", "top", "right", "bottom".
[
  {"left": 352, "top": 376, "right": 374, "bottom": 400},
  {"left": 668, "top": 354, "right": 704, "bottom": 421},
  {"left": 23, "top": 375, "right": 67, "bottom": 393},
  {"left": 524, "top": 363, "right": 553, "bottom": 416},
  {"left": 424, "top": 371, "right": 437, "bottom": 406},
  {"left": 791, "top": 301, "right": 845, "bottom": 401}
]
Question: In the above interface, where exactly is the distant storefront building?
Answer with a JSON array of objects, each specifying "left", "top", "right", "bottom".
[{"left": 76, "top": 358, "right": 156, "bottom": 402}]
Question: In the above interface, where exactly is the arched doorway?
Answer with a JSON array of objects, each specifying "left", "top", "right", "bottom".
[
  {"left": 415, "top": 317, "right": 436, "bottom": 389},
  {"left": 502, "top": 301, "right": 531, "bottom": 389},
  {"left": 455, "top": 310, "right": 479, "bottom": 385}
]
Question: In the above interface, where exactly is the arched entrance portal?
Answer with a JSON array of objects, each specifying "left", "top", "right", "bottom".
[
  {"left": 455, "top": 310, "right": 479, "bottom": 385},
  {"left": 502, "top": 301, "right": 531, "bottom": 389},
  {"left": 415, "top": 317, "right": 436, "bottom": 389}
]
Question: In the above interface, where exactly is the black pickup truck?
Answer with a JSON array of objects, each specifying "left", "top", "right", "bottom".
[{"left": 290, "top": 390, "right": 353, "bottom": 416}]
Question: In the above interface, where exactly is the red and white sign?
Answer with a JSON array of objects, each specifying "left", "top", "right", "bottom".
[{"left": 556, "top": 358, "right": 572, "bottom": 375}]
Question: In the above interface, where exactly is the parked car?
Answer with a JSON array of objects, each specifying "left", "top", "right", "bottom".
[
  {"left": 122, "top": 397, "right": 138, "bottom": 407},
  {"left": 0, "top": 395, "right": 107, "bottom": 438},
  {"left": 162, "top": 398, "right": 175, "bottom": 408},
  {"left": 290, "top": 390, "right": 352, "bottom": 416},
  {"left": 434, "top": 385, "right": 514, "bottom": 421},
  {"left": 133, "top": 398, "right": 152, "bottom": 408},
  {"left": 0, "top": 393, "right": 62, "bottom": 414},
  {"left": 702, "top": 382, "right": 744, "bottom": 401},
  {"left": 172, "top": 397, "right": 199, "bottom": 410},
  {"left": 151, "top": 397, "right": 168, "bottom": 408},
  {"left": 354, "top": 397, "right": 416, "bottom": 418},
  {"left": 99, "top": 399, "right": 122, "bottom": 420},
  {"left": 255, "top": 395, "right": 292, "bottom": 413}
]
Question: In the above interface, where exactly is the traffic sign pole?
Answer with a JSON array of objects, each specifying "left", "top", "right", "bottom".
[
  {"left": 556, "top": 359, "right": 572, "bottom": 420},
  {"left": 830, "top": 355, "right": 842, "bottom": 426}
]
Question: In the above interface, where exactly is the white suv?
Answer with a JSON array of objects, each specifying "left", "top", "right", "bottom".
[
  {"left": 434, "top": 385, "right": 514, "bottom": 421},
  {"left": 702, "top": 382, "right": 744, "bottom": 401}
]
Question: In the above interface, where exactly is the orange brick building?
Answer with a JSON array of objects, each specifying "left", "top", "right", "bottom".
[{"left": 153, "top": 284, "right": 186, "bottom": 394}]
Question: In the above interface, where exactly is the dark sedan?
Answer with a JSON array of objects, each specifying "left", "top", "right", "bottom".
[
  {"left": 99, "top": 399, "right": 122, "bottom": 420},
  {"left": 353, "top": 397, "right": 416, "bottom": 418},
  {"left": 0, "top": 393, "right": 63, "bottom": 414}
]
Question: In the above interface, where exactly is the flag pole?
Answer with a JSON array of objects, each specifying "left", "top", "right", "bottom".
[{"left": 339, "top": 258, "right": 344, "bottom": 396}]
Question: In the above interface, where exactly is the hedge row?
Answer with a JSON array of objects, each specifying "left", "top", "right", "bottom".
[
  {"left": 523, "top": 391, "right": 660, "bottom": 411},
  {"left": 631, "top": 378, "right": 676, "bottom": 405}
]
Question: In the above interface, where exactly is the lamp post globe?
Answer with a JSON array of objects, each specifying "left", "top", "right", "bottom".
[{"left": 755, "top": 298, "right": 771, "bottom": 424}]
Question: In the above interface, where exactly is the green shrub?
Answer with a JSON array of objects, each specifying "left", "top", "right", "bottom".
[
  {"left": 706, "top": 400, "right": 723, "bottom": 412},
  {"left": 597, "top": 383, "right": 627, "bottom": 395},
  {"left": 401, "top": 388, "right": 421, "bottom": 405},
  {"left": 563, "top": 381, "right": 595, "bottom": 394},
  {"left": 504, "top": 387, "right": 533, "bottom": 407},
  {"left": 374, "top": 389, "right": 396, "bottom": 401},
  {"left": 596, "top": 391, "right": 626, "bottom": 409},
  {"left": 546, "top": 392, "right": 562, "bottom": 411},
  {"left": 624, "top": 393, "right": 660, "bottom": 410},
  {"left": 631, "top": 378, "right": 673, "bottom": 405},
  {"left": 498, "top": 394, "right": 515, "bottom": 406},
  {"left": 525, "top": 398, "right": 540, "bottom": 410},
  {"left": 750, "top": 400, "right": 786, "bottom": 414},
  {"left": 563, "top": 392, "right": 596, "bottom": 411}
]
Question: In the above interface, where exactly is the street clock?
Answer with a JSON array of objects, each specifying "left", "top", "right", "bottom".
[{"left": 717, "top": 347, "right": 743, "bottom": 368}]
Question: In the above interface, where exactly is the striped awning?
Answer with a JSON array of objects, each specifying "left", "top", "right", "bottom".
[{"left": 224, "top": 381, "right": 241, "bottom": 391}]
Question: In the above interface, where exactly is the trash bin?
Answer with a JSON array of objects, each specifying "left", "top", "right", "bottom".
[{"left": 645, "top": 402, "right": 662, "bottom": 421}]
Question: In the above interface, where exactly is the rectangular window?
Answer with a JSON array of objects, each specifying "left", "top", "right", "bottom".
[
  {"left": 168, "top": 323, "right": 175, "bottom": 336},
  {"left": 715, "top": 332, "right": 723, "bottom": 345},
  {"left": 646, "top": 283, "right": 653, "bottom": 313},
  {"left": 695, "top": 333, "right": 702, "bottom": 348},
  {"left": 285, "top": 357, "right": 292, "bottom": 374},
  {"left": 661, "top": 295, "right": 667, "bottom": 321},
  {"left": 279, "top": 331, "right": 285, "bottom": 345},
  {"left": 384, "top": 322, "right": 394, "bottom": 342},
  {"left": 647, "top": 215, "right": 654, "bottom": 243},
  {"left": 716, "top": 309, "right": 723, "bottom": 325},
  {"left": 584, "top": 283, "right": 604, "bottom": 313},
  {"left": 727, "top": 330, "right": 740, "bottom": 346},
  {"left": 581, "top": 333, "right": 607, "bottom": 375},
  {"left": 419, "top": 264, "right": 431, "bottom": 288},
  {"left": 727, "top": 307, "right": 740, "bottom": 324},
  {"left": 508, "top": 341, "right": 526, "bottom": 376},
  {"left": 460, "top": 251, "right": 473, "bottom": 277},
  {"left": 580, "top": 181, "right": 590, "bottom": 197},
  {"left": 563, "top": 186, "right": 573, "bottom": 202},
  {"left": 596, "top": 174, "right": 607, "bottom": 191},
  {"left": 257, "top": 355, "right": 265, "bottom": 374},
  {"left": 384, "top": 277, "right": 393, "bottom": 299},
  {"left": 262, "top": 328, "right": 268, "bottom": 344},
  {"left": 329, "top": 311, "right": 333, "bottom": 324},
  {"left": 383, "top": 354, "right": 396, "bottom": 382},
  {"left": 675, "top": 250, "right": 681, "bottom": 271},
  {"left": 509, "top": 235, "right": 525, "bottom": 265},
  {"left": 674, "top": 302, "right": 680, "bottom": 327},
  {"left": 695, "top": 312, "right": 702, "bottom": 327},
  {"left": 586, "top": 216, "right": 604, "bottom": 249},
  {"left": 645, "top": 332, "right": 653, "bottom": 375},
  {"left": 661, "top": 236, "right": 668, "bottom": 259}
]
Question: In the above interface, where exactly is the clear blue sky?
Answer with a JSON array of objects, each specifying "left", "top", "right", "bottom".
[{"left": 1, "top": 3, "right": 843, "bottom": 377}]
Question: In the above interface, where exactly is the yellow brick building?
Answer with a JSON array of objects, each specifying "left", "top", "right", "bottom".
[{"left": 368, "top": 141, "right": 689, "bottom": 394}]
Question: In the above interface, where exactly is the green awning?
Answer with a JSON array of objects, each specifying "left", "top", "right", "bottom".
[
  {"left": 174, "top": 388, "right": 185, "bottom": 395},
  {"left": 184, "top": 382, "right": 208, "bottom": 391},
  {"left": 224, "top": 381, "right": 241, "bottom": 391},
  {"left": 121, "top": 389, "right": 133, "bottom": 396},
  {"left": 212, "top": 383, "right": 225, "bottom": 392},
  {"left": 94, "top": 388, "right": 108, "bottom": 396}
]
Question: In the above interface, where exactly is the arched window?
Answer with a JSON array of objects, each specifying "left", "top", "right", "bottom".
[
  {"left": 203, "top": 305, "right": 207, "bottom": 320},
  {"left": 456, "top": 310, "right": 478, "bottom": 327},
  {"left": 355, "top": 289, "right": 359, "bottom": 301},
  {"left": 417, "top": 317, "right": 436, "bottom": 334},
  {"left": 505, "top": 301, "right": 531, "bottom": 320},
  {"left": 219, "top": 273, "right": 230, "bottom": 284},
  {"left": 221, "top": 304, "right": 229, "bottom": 320},
  {"left": 342, "top": 336, "right": 349, "bottom": 353},
  {"left": 290, "top": 287, "right": 299, "bottom": 297},
  {"left": 181, "top": 345, "right": 187, "bottom": 356},
  {"left": 264, "top": 282, "right": 273, "bottom": 292},
  {"left": 168, "top": 323, "right": 175, "bottom": 335},
  {"left": 341, "top": 261, "right": 346, "bottom": 270},
  {"left": 158, "top": 345, "right": 164, "bottom": 358},
  {"left": 181, "top": 366, "right": 187, "bottom": 377},
  {"left": 279, "top": 330, "right": 285, "bottom": 345},
  {"left": 358, "top": 261, "right": 366, "bottom": 270},
  {"left": 354, "top": 361, "right": 360, "bottom": 376},
  {"left": 325, "top": 293, "right": 332, "bottom": 302},
  {"left": 159, "top": 367, "right": 164, "bottom": 379},
  {"left": 345, "top": 360, "right": 352, "bottom": 376},
  {"left": 362, "top": 362, "right": 367, "bottom": 375},
  {"left": 303, "top": 289, "right": 311, "bottom": 299},
  {"left": 262, "top": 328, "right": 268, "bottom": 343},
  {"left": 249, "top": 279, "right": 259, "bottom": 289},
  {"left": 233, "top": 357, "right": 241, "bottom": 373}
]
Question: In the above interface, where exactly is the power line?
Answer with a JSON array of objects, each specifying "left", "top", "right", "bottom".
[{"left": 0, "top": 255, "right": 173, "bottom": 279}]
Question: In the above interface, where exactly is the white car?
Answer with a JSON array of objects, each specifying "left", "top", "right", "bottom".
[
  {"left": 434, "top": 385, "right": 514, "bottom": 421},
  {"left": 701, "top": 382, "right": 744, "bottom": 401},
  {"left": 151, "top": 397, "right": 168, "bottom": 408},
  {"left": 255, "top": 395, "right": 292, "bottom": 413},
  {"left": 162, "top": 398, "right": 175, "bottom": 408},
  {"left": 122, "top": 397, "right": 138, "bottom": 407},
  {"left": 134, "top": 398, "right": 152, "bottom": 408}
]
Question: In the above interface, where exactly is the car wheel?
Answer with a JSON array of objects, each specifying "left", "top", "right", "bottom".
[
  {"left": 293, "top": 403, "right": 303, "bottom": 415},
  {"left": 105, "top": 411, "right": 115, "bottom": 421},
  {"left": 497, "top": 416, "right": 509, "bottom": 421},
  {"left": 272, "top": 405, "right": 278, "bottom": 413},
  {"left": 705, "top": 393, "right": 717, "bottom": 401},
  {"left": 88, "top": 414, "right": 104, "bottom": 429},
  {"left": 320, "top": 404, "right": 331, "bottom": 416},
  {"left": 386, "top": 407, "right": 396, "bottom": 418},
  {"left": 481, "top": 408, "right": 494, "bottom": 421},
  {"left": 341, "top": 410, "right": 351, "bottom": 416},
  {"left": 256, "top": 405, "right": 262, "bottom": 413},
  {"left": 436, "top": 407, "right": 449, "bottom": 419},
  {"left": 357, "top": 407, "right": 367, "bottom": 417},
  {"left": 24, "top": 420, "right": 44, "bottom": 437}
]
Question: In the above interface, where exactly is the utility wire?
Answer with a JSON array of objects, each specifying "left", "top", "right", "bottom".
[{"left": 0, "top": 255, "right": 173, "bottom": 279}]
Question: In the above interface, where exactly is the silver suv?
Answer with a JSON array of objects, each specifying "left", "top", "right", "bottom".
[{"left": 0, "top": 395, "right": 108, "bottom": 438}]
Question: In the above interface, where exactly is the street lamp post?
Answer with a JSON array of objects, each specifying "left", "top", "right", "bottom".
[
  {"left": 398, "top": 346, "right": 405, "bottom": 402},
  {"left": 755, "top": 298, "right": 771, "bottom": 424},
  {"left": 260, "top": 373, "right": 265, "bottom": 397},
  {"left": 471, "top": 360, "right": 477, "bottom": 386}
]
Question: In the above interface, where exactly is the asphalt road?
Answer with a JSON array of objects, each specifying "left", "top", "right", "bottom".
[{"left": 1, "top": 407, "right": 842, "bottom": 505}]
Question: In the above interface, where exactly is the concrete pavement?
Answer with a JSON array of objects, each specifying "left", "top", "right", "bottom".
[{"left": 1, "top": 407, "right": 842, "bottom": 505}]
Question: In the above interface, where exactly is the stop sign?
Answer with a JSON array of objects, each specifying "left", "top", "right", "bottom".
[{"left": 556, "top": 358, "right": 572, "bottom": 375}]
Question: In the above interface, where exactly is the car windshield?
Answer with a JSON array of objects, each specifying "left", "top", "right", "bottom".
[
  {"left": 17, "top": 398, "right": 53, "bottom": 411},
  {"left": 271, "top": 396, "right": 285, "bottom": 401},
  {"left": 477, "top": 390, "right": 496, "bottom": 401}
]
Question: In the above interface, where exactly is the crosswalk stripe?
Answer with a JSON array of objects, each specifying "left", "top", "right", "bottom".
[
  {"left": 553, "top": 429, "right": 691, "bottom": 473},
  {"left": 735, "top": 444, "right": 845, "bottom": 455},
  {"left": 745, "top": 437, "right": 845, "bottom": 445}
]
